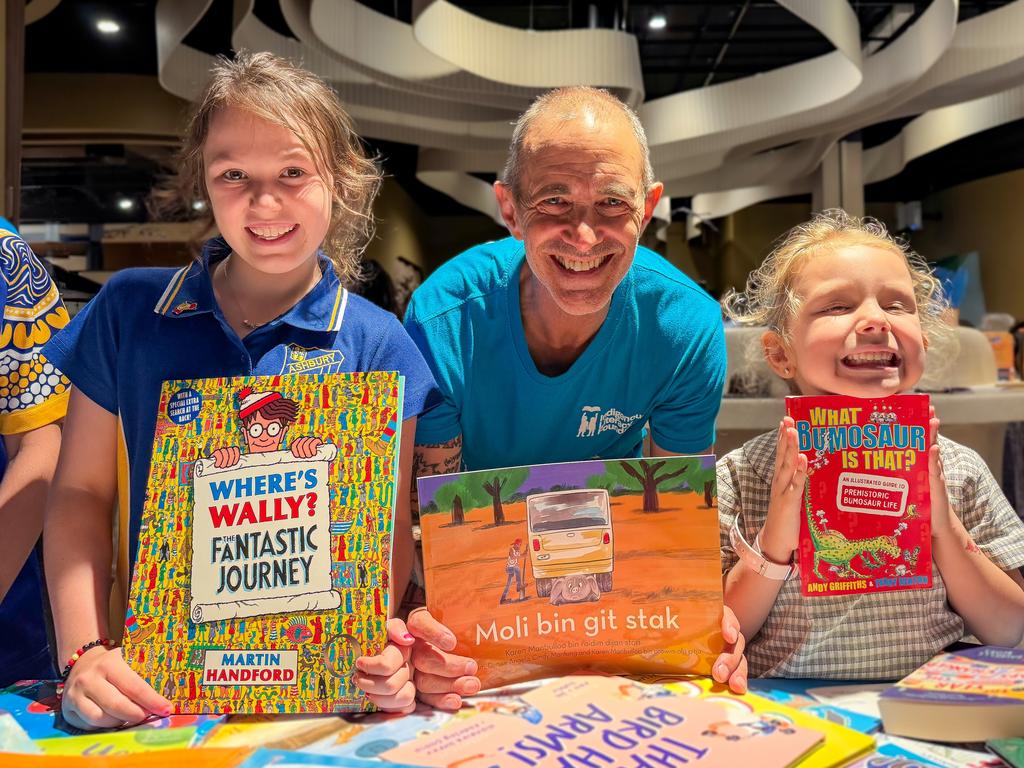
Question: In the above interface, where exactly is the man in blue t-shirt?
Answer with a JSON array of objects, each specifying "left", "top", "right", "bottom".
[
  {"left": 405, "top": 89, "right": 725, "bottom": 475},
  {"left": 403, "top": 87, "right": 743, "bottom": 710}
]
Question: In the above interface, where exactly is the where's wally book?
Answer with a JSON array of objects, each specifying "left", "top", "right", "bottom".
[
  {"left": 417, "top": 456, "right": 724, "bottom": 688},
  {"left": 786, "top": 394, "right": 931, "bottom": 597},
  {"left": 121, "top": 372, "right": 404, "bottom": 714}
]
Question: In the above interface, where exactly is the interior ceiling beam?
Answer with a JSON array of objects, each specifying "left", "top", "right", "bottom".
[
  {"left": 639, "top": 35, "right": 829, "bottom": 44},
  {"left": 703, "top": 0, "right": 751, "bottom": 87}
]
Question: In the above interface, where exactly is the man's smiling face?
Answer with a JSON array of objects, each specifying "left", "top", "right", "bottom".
[{"left": 496, "top": 108, "right": 661, "bottom": 318}]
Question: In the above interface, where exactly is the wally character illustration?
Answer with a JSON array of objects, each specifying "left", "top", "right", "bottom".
[
  {"left": 189, "top": 387, "right": 341, "bottom": 624},
  {"left": 212, "top": 387, "right": 323, "bottom": 467}
]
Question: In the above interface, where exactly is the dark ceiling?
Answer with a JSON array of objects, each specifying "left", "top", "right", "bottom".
[{"left": 20, "top": 0, "right": 1024, "bottom": 224}]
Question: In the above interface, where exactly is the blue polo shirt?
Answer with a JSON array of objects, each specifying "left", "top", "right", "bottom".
[
  {"left": 405, "top": 237, "right": 726, "bottom": 470},
  {"left": 43, "top": 238, "right": 437, "bottom": 633}
]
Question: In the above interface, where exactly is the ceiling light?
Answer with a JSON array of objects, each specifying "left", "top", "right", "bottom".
[
  {"left": 96, "top": 19, "right": 121, "bottom": 34},
  {"left": 117, "top": 198, "right": 135, "bottom": 211},
  {"left": 648, "top": 14, "right": 667, "bottom": 30}
]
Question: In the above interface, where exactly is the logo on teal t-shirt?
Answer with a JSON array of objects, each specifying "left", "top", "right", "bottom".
[{"left": 575, "top": 405, "right": 644, "bottom": 438}]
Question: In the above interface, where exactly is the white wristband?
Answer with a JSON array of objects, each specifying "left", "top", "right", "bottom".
[{"left": 729, "top": 518, "right": 798, "bottom": 581}]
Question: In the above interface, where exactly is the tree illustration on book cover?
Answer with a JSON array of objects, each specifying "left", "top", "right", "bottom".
[
  {"left": 121, "top": 371, "right": 403, "bottom": 714},
  {"left": 418, "top": 456, "right": 724, "bottom": 688}
]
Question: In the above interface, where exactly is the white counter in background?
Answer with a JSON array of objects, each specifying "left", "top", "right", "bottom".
[{"left": 715, "top": 387, "right": 1024, "bottom": 483}]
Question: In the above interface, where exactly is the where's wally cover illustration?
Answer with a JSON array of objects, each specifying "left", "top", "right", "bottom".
[
  {"left": 418, "top": 456, "right": 724, "bottom": 688},
  {"left": 121, "top": 371, "right": 404, "bottom": 714},
  {"left": 787, "top": 394, "right": 932, "bottom": 597}
]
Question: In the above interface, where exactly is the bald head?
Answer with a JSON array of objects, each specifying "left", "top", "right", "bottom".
[{"left": 502, "top": 87, "right": 654, "bottom": 199}]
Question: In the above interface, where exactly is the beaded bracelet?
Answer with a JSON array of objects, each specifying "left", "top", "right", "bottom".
[
  {"left": 59, "top": 638, "right": 112, "bottom": 682},
  {"left": 55, "top": 638, "right": 113, "bottom": 704}
]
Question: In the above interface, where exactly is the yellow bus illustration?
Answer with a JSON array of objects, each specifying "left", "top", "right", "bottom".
[{"left": 526, "top": 489, "right": 614, "bottom": 597}]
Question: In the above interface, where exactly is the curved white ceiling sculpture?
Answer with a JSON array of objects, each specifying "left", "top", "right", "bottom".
[
  {"left": 407, "top": 0, "right": 643, "bottom": 106},
  {"left": 156, "top": 0, "right": 1024, "bottom": 228}
]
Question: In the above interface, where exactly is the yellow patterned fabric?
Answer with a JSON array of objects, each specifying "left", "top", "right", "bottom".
[{"left": 0, "top": 229, "right": 70, "bottom": 434}]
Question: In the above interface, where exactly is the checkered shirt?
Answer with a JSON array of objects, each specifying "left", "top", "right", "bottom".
[{"left": 718, "top": 431, "right": 1024, "bottom": 679}]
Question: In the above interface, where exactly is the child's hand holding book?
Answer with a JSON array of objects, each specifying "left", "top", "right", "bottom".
[
  {"left": 760, "top": 416, "right": 808, "bottom": 566},
  {"left": 60, "top": 644, "right": 172, "bottom": 729},
  {"left": 927, "top": 407, "right": 954, "bottom": 540},
  {"left": 352, "top": 618, "right": 419, "bottom": 713}
]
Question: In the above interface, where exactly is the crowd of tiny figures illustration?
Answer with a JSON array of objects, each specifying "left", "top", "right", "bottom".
[{"left": 123, "top": 372, "right": 401, "bottom": 713}]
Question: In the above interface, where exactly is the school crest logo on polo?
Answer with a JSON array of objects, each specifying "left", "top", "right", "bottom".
[
  {"left": 172, "top": 301, "right": 198, "bottom": 315},
  {"left": 279, "top": 344, "right": 344, "bottom": 375}
]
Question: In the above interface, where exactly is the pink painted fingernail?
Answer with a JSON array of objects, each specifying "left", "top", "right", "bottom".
[{"left": 403, "top": 633, "right": 414, "bottom": 641}]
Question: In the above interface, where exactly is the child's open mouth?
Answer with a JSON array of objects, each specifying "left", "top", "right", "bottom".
[
  {"left": 246, "top": 224, "right": 298, "bottom": 242},
  {"left": 842, "top": 351, "right": 901, "bottom": 369}
]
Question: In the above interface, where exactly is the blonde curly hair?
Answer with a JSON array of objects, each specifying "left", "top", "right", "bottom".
[
  {"left": 722, "top": 208, "right": 949, "bottom": 348},
  {"left": 150, "top": 51, "right": 381, "bottom": 286}
]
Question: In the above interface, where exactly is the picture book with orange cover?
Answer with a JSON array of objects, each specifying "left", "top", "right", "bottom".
[
  {"left": 786, "top": 394, "right": 932, "bottom": 597},
  {"left": 417, "top": 456, "right": 724, "bottom": 688},
  {"left": 121, "top": 371, "right": 403, "bottom": 714},
  {"left": 383, "top": 675, "right": 827, "bottom": 768}
]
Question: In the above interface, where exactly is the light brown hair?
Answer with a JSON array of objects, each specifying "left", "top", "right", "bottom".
[
  {"left": 722, "top": 208, "right": 949, "bottom": 346},
  {"left": 151, "top": 51, "right": 381, "bottom": 286}
]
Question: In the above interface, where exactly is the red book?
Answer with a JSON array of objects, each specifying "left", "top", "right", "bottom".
[{"left": 786, "top": 394, "right": 932, "bottom": 597}]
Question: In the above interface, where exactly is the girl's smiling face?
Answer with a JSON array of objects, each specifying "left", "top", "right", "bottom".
[
  {"left": 203, "top": 106, "right": 332, "bottom": 275},
  {"left": 765, "top": 243, "right": 928, "bottom": 398}
]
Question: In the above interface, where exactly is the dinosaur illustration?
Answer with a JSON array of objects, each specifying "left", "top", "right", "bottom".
[{"left": 805, "top": 486, "right": 902, "bottom": 579}]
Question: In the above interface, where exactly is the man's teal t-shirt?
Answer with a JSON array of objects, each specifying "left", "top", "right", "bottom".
[{"left": 404, "top": 237, "right": 726, "bottom": 471}]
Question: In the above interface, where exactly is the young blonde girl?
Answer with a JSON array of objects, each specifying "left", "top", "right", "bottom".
[
  {"left": 719, "top": 209, "right": 1024, "bottom": 679},
  {"left": 42, "top": 52, "right": 439, "bottom": 728}
]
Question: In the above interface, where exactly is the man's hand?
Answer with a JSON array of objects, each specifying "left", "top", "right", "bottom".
[
  {"left": 60, "top": 646, "right": 172, "bottom": 730},
  {"left": 353, "top": 618, "right": 417, "bottom": 713},
  {"left": 407, "top": 608, "right": 480, "bottom": 710}
]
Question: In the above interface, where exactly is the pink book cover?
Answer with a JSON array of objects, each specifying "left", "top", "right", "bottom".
[
  {"left": 383, "top": 676, "right": 823, "bottom": 768},
  {"left": 786, "top": 394, "right": 932, "bottom": 597}
]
